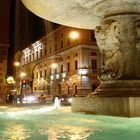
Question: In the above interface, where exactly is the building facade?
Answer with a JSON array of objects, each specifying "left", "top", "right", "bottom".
[
  {"left": 0, "top": 45, "right": 8, "bottom": 103},
  {"left": 0, "top": 0, "right": 11, "bottom": 103},
  {"left": 15, "top": 26, "right": 100, "bottom": 98}
]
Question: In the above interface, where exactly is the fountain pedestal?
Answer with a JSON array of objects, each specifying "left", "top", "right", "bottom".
[
  {"left": 88, "top": 6, "right": 140, "bottom": 116},
  {"left": 21, "top": 0, "right": 140, "bottom": 116}
]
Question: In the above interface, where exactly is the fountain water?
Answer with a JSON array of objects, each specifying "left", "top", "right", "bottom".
[
  {"left": 0, "top": 105, "right": 140, "bottom": 139},
  {"left": 53, "top": 97, "right": 60, "bottom": 109}
]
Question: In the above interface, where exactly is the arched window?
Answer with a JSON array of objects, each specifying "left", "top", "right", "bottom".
[
  {"left": 47, "top": 86, "right": 50, "bottom": 95},
  {"left": 58, "top": 84, "right": 61, "bottom": 95},
  {"left": 73, "top": 84, "right": 77, "bottom": 96},
  {"left": 66, "top": 84, "right": 70, "bottom": 95},
  {"left": 92, "top": 85, "right": 97, "bottom": 92}
]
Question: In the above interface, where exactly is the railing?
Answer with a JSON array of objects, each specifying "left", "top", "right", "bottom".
[{"left": 42, "top": 68, "right": 98, "bottom": 82}]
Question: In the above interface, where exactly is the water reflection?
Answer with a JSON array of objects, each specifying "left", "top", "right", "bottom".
[
  {"left": 3, "top": 123, "right": 31, "bottom": 140},
  {"left": 39, "top": 125, "right": 93, "bottom": 140},
  {"left": 0, "top": 106, "right": 140, "bottom": 140}
]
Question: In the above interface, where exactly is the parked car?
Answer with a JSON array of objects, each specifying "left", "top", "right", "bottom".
[{"left": 38, "top": 94, "right": 53, "bottom": 104}]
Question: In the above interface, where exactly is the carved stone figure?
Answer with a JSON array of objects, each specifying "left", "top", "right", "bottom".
[{"left": 95, "top": 21, "right": 124, "bottom": 81}]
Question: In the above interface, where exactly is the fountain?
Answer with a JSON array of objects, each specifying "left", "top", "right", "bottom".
[
  {"left": 53, "top": 97, "right": 61, "bottom": 109},
  {"left": 21, "top": 0, "right": 140, "bottom": 117}
]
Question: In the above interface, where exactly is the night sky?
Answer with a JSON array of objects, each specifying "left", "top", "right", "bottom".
[
  {"left": 0, "top": 0, "right": 10, "bottom": 44},
  {"left": 0, "top": 0, "right": 59, "bottom": 76}
]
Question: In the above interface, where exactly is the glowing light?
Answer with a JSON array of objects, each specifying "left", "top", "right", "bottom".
[
  {"left": 20, "top": 72, "right": 26, "bottom": 77},
  {"left": 51, "top": 63, "right": 57, "bottom": 68},
  {"left": 69, "top": 31, "right": 79, "bottom": 39},
  {"left": 79, "top": 69, "right": 87, "bottom": 75},
  {"left": 14, "top": 62, "right": 20, "bottom": 66},
  {"left": 27, "top": 96, "right": 35, "bottom": 102},
  {"left": 7, "top": 76, "right": 15, "bottom": 84},
  {"left": 62, "top": 72, "right": 66, "bottom": 78},
  {"left": 68, "top": 98, "right": 72, "bottom": 103},
  {"left": 50, "top": 75, "right": 54, "bottom": 80},
  {"left": 56, "top": 74, "right": 59, "bottom": 79}
]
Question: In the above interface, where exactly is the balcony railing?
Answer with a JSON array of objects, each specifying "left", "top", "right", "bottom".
[{"left": 47, "top": 68, "right": 97, "bottom": 81}]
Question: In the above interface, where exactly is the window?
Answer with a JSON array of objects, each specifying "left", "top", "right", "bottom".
[
  {"left": 23, "top": 58, "right": 25, "bottom": 65},
  {"left": 61, "top": 41, "right": 63, "bottom": 49},
  {"left": 55, "top": 68, "right": 57, "bottom": 74},
  {"left": 67, "top": 86, "right": 70, "bottom": 95},
  {"left": 44, "top": 70, "right": 47, "bottom": 78},
  {"left": 50, "top": 47, "right": 51, "bottom": 54},
  {"left": 36, "top": 52, "right": 38, "bottom": 60},
  {"left": 40, "top": 49, "right": 43, "bottom": 58},
  {"left": 26, "top": 57, "right": 28, "bottom": 64},
  {"left": 67, "top": 38, "right": 70, "bottom": 45},
  {"left": 67, "top": 63, "right": 70, "bottom": 72},
  {"left": 58, "top": 84, "right": 61, "bottom": 95},
  {"left": 91, "top": 59, "right": 97, "bottom": 69},
  {"left": 55, "top": 36, "right": 57, "bottom": 41},
  {"left": 92, "top": 85, "right": 97, "bottom": 92},
  {"left": 50, "top": 68, "right": 51, "bottom": 75},
  {"left": 91, "top": 52, "right": 97, "bottom": 56},
  {"left": 91, "top": 32, "right": 96, "bottom": 41},
  {"left": 66, "top": 85, "right": 70, "bottom": 95},
  {"left": 74, "top": 85, "right": 77, "bottom": 96},
  {"left": 32, "top": 54, "right": 34, "bottom": 61},
  {"left": 61, "top": 65, "right": 63, "bottom": 73},
  {"left": 40, "top": 71, "right": 42, "bottom": 78},
  {"left": 29, "top": 55, "right": 31, "bottom": 62},
  {"left": 45, "top": 49, "right": 47, "bottom": 56},
  {"left": 75, "top": 60, "right": 78, "bottom": 70},
  {"left": 55, "top": 44, "right": 57, "bottom": 52}
]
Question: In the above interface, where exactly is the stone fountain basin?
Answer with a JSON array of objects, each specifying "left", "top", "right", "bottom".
[{"left": 21, "top": 0, "right": 140, "bottom": 29}]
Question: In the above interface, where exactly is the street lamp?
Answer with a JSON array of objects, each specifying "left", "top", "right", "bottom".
[
  {"left": 69, "top": 31, "right": 79, "bottom": 40},
  {"left": 14, "top": 62, "right": 20, "bottom": 67},
  {"left": 13, "top": 61, "right": 21, "bottom": 102},
  {"left": 51, "top": 63, "right": 57, "bottom": 69},
  {"left": 7, "top": 76, "right": 15, "bottom": 84},
  {"left": 20, "top": 72, "right": 26, "bottom": 77}
]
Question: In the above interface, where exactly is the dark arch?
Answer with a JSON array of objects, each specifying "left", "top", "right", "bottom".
[
  {"left": 73, "top": 83, "right": 78, "bottom": 96},
  {"left": 58, "top": 83, "right": 61, "bottom": 95},
  {"left": 92, "top": 85, "right": 97, "bottom": 92}
]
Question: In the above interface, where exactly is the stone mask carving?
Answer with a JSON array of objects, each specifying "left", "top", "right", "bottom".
[{"left": 95, "top": 20, "right": 124, "bottom": 81}]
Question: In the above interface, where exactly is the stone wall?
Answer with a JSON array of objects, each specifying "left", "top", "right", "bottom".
[{"left": 71, "top": 97, "right": 140, "bottom": 117}]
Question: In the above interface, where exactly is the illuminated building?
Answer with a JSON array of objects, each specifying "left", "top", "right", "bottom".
[{"left": 15, "top": 26, "right": 99, "bottom": 97}]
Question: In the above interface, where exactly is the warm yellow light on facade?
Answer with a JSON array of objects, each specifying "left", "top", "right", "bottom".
[
  {"left": 20, "top": 72, "right": 26, "bottom": 77},
  {"left": 69, "top": 31, "right": 79, "bottom": 40},
  {"left": 51, "top": 63, "right": 57, "bottom": 68},
  {"left": 14, "top": 62, "right": 20, "bottom": 66}
]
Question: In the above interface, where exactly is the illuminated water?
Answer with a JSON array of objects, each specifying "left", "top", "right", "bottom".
[{"left": 0, "top": 105, "right": 140, "bottom": 140}]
